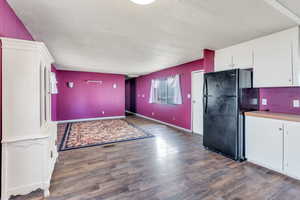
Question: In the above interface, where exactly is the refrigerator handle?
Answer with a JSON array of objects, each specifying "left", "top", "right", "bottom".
[
  {"left": 204, "top": 78, "right": 208, "bottom": 96},
  {"left": 205, "top": 96, "right": 208, "bottom": 113},
  {"left": 203, "top": 78, "right": 208, "bottom": 113}
]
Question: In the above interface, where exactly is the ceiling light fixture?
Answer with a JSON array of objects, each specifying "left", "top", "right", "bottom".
[{"left": 130, "top": 0, "right": 156, "bottom": 5}]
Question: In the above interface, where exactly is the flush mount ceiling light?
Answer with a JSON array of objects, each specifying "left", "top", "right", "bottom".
[{"left": 130, "top": 0, "right": 156, "bottom": 5}]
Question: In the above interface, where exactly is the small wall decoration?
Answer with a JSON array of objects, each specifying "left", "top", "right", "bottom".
[
  {"left": 67, "top": 82, "right": 74, "bottom": 88},
  {"left": 86, "top": 80, "right": 102, "bottom": 84}
]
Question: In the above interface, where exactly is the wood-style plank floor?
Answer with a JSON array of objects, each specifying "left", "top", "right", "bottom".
[{"left": 11, "top": 116, "right": 300, "bottom": 200}]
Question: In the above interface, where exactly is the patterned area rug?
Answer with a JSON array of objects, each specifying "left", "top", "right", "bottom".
[{"left": 59, "top": 119, "right": 154, "bottom": 151}]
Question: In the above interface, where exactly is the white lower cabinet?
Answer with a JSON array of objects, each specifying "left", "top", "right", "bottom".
[
  {"left": 246, "top": 116, "right": 284, "bottom": 172},
  {"left": 284, "top": 122, "right": 300, "bottom": 179},
  {"left": 246, "top": 116, "right": 300, "bottom": 180}
]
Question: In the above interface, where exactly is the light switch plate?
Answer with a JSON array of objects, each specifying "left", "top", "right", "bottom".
[
  {"left": 293, "top": 100, "right": 300, "bottom": 108},
  {"left": 262, "top": 98, "right": 267, "bottom": 106}
]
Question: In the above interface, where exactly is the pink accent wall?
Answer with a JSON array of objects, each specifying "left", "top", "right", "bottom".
[
  {"left": 56, "top": 70, "right": 125, "bottom": 121},
  {"left": 259, "top": 87, "right": 300, "bottom": 114},
  {"left": 135, "top": 49, "right": 214, "bottom": 130},
  {"left": 203, "top": 49, "right": 215, "bottom": 73},
  {"left": 0, "top": 39, "right": 2, "bottom": 140},
  {"left": 0, "top": 0, "right": 33, "bottom": 40}
]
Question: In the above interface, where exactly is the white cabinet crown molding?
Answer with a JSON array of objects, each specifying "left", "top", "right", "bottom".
[{"left": 0, "top": 37, "right": 54, "bottom": 64}]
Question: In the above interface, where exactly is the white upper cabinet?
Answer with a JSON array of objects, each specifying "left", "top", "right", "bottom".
[
  {"left": 214, "top": 26, "right": 300, "bottom": 87},
  {"left": 252, "top": 28, "right": 296, "bottom": 87},
  {"left": 231, "top": 42, "right": 254, "bottom": 69},
  {"left": 215, "top": 41, "right": 254, "bottom": 72},
  {"left": 214, "top": 48, "right": 233, "bottom": 71}
]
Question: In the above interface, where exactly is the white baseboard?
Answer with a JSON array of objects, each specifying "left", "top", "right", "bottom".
[
  {"left": 57, "top": 116, "right": 125, "bottom": 124},
  {"left": 130, "top": 112, "right": 192, "bottom": 133},
  {"left": 125, "top": 110, "right": 135, "bottom": 114}
]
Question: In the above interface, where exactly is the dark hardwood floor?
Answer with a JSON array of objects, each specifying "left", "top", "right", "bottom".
[{"left": 11, "top": 116, "right": 300, "bottom": 200}]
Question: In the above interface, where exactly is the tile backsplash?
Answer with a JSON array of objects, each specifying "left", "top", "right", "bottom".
[{"left": 259, "top": 87, "right": 300, "bottom": 115}]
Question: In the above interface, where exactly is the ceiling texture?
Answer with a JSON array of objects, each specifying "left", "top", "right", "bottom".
[{"left": 8, "top": 0, "right": 299, "bottom": 75}]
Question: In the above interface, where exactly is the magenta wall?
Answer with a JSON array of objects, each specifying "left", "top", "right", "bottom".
[
  {"left": 56, "top": 70, "right": 125, "bottom": 121},
  {"left": 0, "top": 40, "right": 2, "bottom": 139},
  {"left": 135, "top": 50, "right": 214, "bottom": 130},
  {"left": 259, "top": 87, "right": 300, "bottom": 114},
  {"left": 135, "top": 61, "right": 202, "bottom": 130},
  {"left": 0, "top": 0, "right": 33, "bottom": 40},
  {"left": 203, "top": 49, "right": 215, "bottom": 73}
]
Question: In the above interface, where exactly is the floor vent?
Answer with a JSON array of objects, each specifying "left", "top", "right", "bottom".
[{"left": 103, "top": 144, "right": 116, "bottom": 148}]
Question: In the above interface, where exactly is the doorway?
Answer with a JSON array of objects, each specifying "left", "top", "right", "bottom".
[
  {"left": 125, "top": 78, "right": 136, "bottom": 114},
  {"left": 192, "top": 71, "right": 204, "bottom": 135}
]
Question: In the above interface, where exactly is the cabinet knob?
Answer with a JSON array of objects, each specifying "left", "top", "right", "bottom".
[{"left": 279, "top": 127, "right": 283, "bottom": 131}]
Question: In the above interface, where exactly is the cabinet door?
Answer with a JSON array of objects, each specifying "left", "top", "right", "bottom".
[
  {"left": 246, "top": 116, "right": 284, "bottom": 172},
  {"left": 253, "top": 29, "right": 293, "bottom": 87},
  {"left": 231, "top": 42, "right": 254, "bottom": 69},
  {"left": 284, "top": 122, "right": 300, "bottom": 179},
  {"left": 214, "top": 48, "right": 233, "bottom": 71},
  {"left": 2, "top": 47, "right": 41, "bottom": 139}
]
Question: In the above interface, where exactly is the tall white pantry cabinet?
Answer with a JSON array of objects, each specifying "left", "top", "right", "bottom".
[{"left": 1, "top": 38, "right": 58, "bottom": 200}]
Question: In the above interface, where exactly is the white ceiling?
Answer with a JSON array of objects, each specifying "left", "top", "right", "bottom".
[{"left": 8, "top": 0, "right": 297, "bottom": 75}]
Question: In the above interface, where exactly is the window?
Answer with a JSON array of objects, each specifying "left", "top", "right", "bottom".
[{"left": 149, "top": 75, "right": 182, "bottom": 105}]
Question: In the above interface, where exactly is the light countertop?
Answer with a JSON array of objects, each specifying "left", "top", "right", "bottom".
[{"left": 244, "top": 111, "right": 300, "bottom": 123}]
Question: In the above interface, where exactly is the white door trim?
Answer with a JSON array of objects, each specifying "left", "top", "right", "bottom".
[{"left": 191, "top": 70, "right": 205, "bottom": 134}]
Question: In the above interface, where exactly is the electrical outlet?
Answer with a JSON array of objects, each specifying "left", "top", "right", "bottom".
[
  {"left": 142, "top": 94, "right": 145, "bottom": 98},
  {"left": 262, "top": 98, "right": 267, "bottom": 106},
  {"left": 113, "top": 83, "right": 117, "bottom": 89},
  {"left": 102, "top": 111, "right": 105, "bottom": 114},
  {"left": 152, "top": 112, "right": 155, "bottom": 116},
  {"left": 250, "top": 98, "right": 258, "bottom": 105},
  {"left": 293, "top": 100, "right": 300, "bottom": 108}
]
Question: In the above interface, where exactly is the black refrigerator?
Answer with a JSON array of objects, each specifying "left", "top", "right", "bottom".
[{"left": 203, "top": 69, "right": 259, "bottom": 161}]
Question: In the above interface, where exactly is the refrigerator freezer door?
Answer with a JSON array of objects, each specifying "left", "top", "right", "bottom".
[
  {"left": 204, "top": 70, "right": 238, "bottom": 97},
  {"left": 203, "top": 96, "right": 238, "bottom": 159}
]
